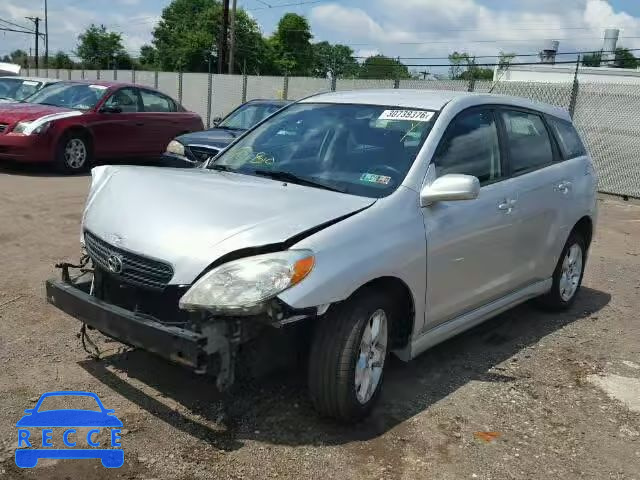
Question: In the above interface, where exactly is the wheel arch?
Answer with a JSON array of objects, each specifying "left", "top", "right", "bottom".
[
  {"left": 58, "top": 125, "right": 95, "bottom": 152},
  {"left": 571, "top": 215, "right": 593, "bottom": 249},
  {"left": 347, "top": 276, "right": 416, "bottom": 351}
]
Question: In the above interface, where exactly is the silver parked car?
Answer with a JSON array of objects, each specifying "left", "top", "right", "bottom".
[{"left": 46, "top": 89, "right": 597, "bottom": 422}]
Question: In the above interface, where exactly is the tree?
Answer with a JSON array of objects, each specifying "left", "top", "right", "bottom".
[
  {"left": 498, "top": 51, "right": 516, "bottom": 70},
  {"left": 6, "top": 49, "right": 29, "bottom": 67},
  {"left": 139, "top": 44, "right": 159, "bottom": 69},
  {"left": 582, "top": 52, "right": 602, "bottom": 67},
  {"left": 359, "top": 55, "right": 410, "bottom": 79},
  {"left": 614, "top": 47, "right": 638, "bottom": 69},
  {"left": 311, "top": 41, "right": 359, "bottom": 78},
  {"left": 270, "top": 13, "right": 313, "bottom": 75},
  {"left": 51, "top": 51, "right": 74, "bottom": 69},
  {"left": 76, "top": 24, "right": 129, "bottom": 69},
  {"left": 458, "top": 68, "right": 494, "bottom": 80},
  {"left": 152, "top": 0, "right": 268, "bottom": 73}
]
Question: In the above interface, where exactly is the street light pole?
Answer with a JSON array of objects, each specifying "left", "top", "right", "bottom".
[{"left": 26, "top": 16, "right": 41, "bottom": 69}]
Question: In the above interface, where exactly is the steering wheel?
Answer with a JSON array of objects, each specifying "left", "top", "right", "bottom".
[{"left": 369, "top": 164, "right": 401, "bottom": 180}]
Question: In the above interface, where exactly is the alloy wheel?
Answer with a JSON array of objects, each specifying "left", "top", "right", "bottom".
[{"left": 355, "top": 308, "right": 388, "bottom": 404}]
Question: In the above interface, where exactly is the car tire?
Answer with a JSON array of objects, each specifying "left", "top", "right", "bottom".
[
  {"left": 55, "top": 132, "right": 91, "bottom": 174},
  {"left": 537, "top": 232, "right": 586, "bottom": 310},
  {"left": 308, "top": 287, "right": 392, "bottom": 422}
]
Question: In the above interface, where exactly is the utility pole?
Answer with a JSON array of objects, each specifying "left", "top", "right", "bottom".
[
  {"left": 218, "top": 0, "right": 230, "bottom": 74},
  {"left": 228, "top": 0, "right": 237, "bottom": 74},
  {"left": 26, "top": 16, "right": 40, "bottom": 69},
  {"left": 44, "top": 0, "right": 49, "bottom": 67}
]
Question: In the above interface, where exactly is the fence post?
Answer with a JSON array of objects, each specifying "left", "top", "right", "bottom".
[
  {"left": 67, "top": 69, "right": 71, "bottom": 80},
  {"left": 282, "top": 73, "right": 289, "bottom": 100},
  {"left": 242, "top": 72, "right": 248, "bottom": 103},
  {"left": 131, "top": 66, "right": 136, "bottom": 84},
  {"left": 55, "top": 68, "right": 59, "bottom": 79},
  {"left": 178, "top": 69, "right": 183, "bottom": 104},
  {"left": 81, "top": 67, "right": 85, "bottom": 80},
  {"left": 206, "top": 68, "right": 213, "bottom": 128},
  {"left": 568, "top": 56, "right": 580, "bottom": 119},
  {"left": 467, "top": 76, "right": 476, "bottom": 92},
  {"left": 331, "top": 75, "right": 337, "bottom": 92},
  {"left": 113, "top": 66, "right": 117, "bottom": 81},
  {"left": 97, "top": 69, "right": 101, "bottom": 80},
  {"left": 154, "top": 70, "right": 159, "bottom": 89}
]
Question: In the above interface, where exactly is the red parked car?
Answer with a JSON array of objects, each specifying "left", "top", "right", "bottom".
[{"left": 0, "top": 80, "right": 203, "bottom": 173}]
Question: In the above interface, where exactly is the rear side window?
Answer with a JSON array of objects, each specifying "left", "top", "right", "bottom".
[
  {"left": 500, "top": 110, "right": 553, "bottom": 174},
  {"left": 434, "top": 109, "right": 502, "bottom": 185},
  {"left": 547, "top": 116, "right": 586, "bottom": 159},
  {"left": 140, "top": 89, "right": 176, "bottom": 112}
]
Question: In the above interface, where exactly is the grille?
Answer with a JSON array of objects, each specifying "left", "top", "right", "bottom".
[
  {"left": 187, "top": 145, "right": 220, "bottom": 162},
  {"left": 84, "top": 231, "right": 174, "bottom": 290},
  {"left": 0, "top": 123, "right": 8, "bottom": 134}
]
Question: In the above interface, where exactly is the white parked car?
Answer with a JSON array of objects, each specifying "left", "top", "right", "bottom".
[{"left": 46, "top": 89, "right": 597, "bottom": 422}]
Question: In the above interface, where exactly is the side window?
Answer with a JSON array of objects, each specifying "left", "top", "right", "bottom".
[
  {"left": 140, "top": 90, "right": 176, "bottom": 112},
  {"left": 103, "top": 88, "right": 140, "bottom": 113},
  {"left": 547, "top": 116, "right": 586, "bottom": 159},
  {"left": 500, "top": 110, "right": 553, "bottom": 174},
  {"left": 435, "top": 109, "right": 502, "bottom": 185}
]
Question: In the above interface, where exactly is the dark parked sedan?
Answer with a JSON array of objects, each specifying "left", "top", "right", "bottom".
[{"left": 164, "top": 99, "right": 291, "bottom": 165}]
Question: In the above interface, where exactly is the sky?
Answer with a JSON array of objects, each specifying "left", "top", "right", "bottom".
[{"left": 2, "top": 0, "right": 640, "bottom": 72}]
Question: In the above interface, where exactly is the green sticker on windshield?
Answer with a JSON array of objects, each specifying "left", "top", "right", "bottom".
[{"left": 360, "top": 173, "right": 391, "bottom": 185}]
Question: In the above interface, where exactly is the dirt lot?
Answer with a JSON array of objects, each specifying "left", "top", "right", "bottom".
[{"left": 0, "top": 164, "right": 639, "bottom": 480}]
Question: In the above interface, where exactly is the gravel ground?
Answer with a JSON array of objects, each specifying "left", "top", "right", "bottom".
[{"left": 0, "top": 164, "right": 639, "bottom": 480}]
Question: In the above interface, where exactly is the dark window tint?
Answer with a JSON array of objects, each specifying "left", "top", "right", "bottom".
[
  {"left": 104, "top": 87, "right": 140, "bottom": 112},
  {"left": 435, "top": 109, "right": 502, "bottom": 184},
  {"left": 140, "top": 89, "right": 176, "bottom": 112},
  {"left": 547, "top": 116, "right": 586, "bottom": 159},
  {"left": 501, "top": 110, "right": 553, "bottom": 174}
]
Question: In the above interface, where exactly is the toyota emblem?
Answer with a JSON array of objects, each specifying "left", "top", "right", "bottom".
[{"left": 107, "top": 254, "right": 124, "bottom": 274}]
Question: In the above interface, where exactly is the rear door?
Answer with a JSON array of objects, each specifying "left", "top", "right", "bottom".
[
  {"left": 139, "top": 88, "right": 184, "bottom": 155},
  {"left": 497, "top": 108, "right": 568, "bottom": 286}
]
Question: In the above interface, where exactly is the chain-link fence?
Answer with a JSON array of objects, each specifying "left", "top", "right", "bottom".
[{"left": 23, "top": 66, "right": 640, "bottom": 199}]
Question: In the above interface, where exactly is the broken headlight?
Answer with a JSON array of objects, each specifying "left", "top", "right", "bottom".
[{"left": 179, "top": 250, "right": 314, "bottom": 314}]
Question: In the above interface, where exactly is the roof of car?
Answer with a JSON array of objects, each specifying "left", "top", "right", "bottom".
[
  {"left": 301, "top": 89, "right": 570, "bottom": 120},
  {"left": 0, "top": 76, "right": 60, "bottom": 83},
  {"left": 246, "top": 98, "right": 292, "bottom": 105}
]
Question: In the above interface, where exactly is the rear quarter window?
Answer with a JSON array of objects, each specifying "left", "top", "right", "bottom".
[{"left": 547, "top": 116, "right": 587, "bottom": 159}]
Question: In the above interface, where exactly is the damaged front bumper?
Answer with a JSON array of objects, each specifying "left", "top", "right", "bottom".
[{"left": 45, "top": 278, "right": 210, "bottom": 371}]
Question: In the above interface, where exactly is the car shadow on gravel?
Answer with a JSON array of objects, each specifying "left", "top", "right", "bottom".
[{"left": 78, "top": 287, "right": 610, "bottom": 451}]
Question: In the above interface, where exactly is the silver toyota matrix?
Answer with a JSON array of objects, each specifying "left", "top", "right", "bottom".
[{"left": 46, "top": 89, "right": 597, "bottom": 422}]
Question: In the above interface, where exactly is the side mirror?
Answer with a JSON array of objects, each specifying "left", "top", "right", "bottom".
[
  {"left": 100, "top": 105, "right": 122, "bottom": 114},
  {"left": 420, "top": 174, "right": 480, "bottom": 206}
]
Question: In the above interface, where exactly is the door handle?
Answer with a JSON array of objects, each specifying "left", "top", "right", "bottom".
[
  {"left": 135, "top": 122, "right": 145, "bottom": 127},
  {"left": 498, "top": 199, "right": 516, "bottom": 213}
]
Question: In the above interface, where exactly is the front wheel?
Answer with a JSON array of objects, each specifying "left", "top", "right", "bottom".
[
  {"left": 308, "top": 287, "right": 392, "bottom": 422},
  {"left": 537, "top": 232, "right": 586, "bottom": 310},
  {"left": 55, "top": 133, "right": 91, "bottom": 174}
]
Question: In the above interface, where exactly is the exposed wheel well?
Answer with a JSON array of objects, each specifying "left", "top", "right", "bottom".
[
  {"left": 571, "top": 216, "right": 593, "bottom": 249},
  {"left": 351, "top": 276, "right": 415, "bottom": 350},
  {"left": 61, "top": 127, "right": 94, "bottom": 152}
]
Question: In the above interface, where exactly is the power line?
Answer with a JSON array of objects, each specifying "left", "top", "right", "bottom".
[
  {"left": 0, "top": 16, "right": 34, "bottom": 32},
  {"left": 247, "top": 0, "right": 324, "bottom": 11}
]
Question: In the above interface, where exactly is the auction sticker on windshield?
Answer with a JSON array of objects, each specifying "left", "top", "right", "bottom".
[{"left": 378, "top": 110, "right": 434, "bottom": 122}]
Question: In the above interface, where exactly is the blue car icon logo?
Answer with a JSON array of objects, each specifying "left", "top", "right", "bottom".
[{"left": 15, "top": 391, "right": 123, "bottom": 468}]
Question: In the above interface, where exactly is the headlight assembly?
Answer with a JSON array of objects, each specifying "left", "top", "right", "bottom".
[
  {"left": 13, "top": 120, "right": 51, "bottom": 135},
  {"left": 179, "top": 250, "right": 315, "bottom": 314},
  {"left": 166, "top": 140, "right": 185, "bottom": 156}
]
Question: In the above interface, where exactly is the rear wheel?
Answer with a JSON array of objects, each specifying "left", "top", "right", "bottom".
[
  {"left": 537, "top": 232, "right": 586, "bottom": 310},
  {"left": 55, "top": 132, "right": 91, "bottom": 174},
  {"left": 308, "top": 287, "right": 392, "bottom": 422}
]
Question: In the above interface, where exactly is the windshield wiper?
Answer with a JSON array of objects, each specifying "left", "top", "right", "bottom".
[
  {"left": 208, "top": 163, "right": 234, "bottom": 172},
  {"left": 251, "top": 169, "right": 345, "bottom": 193}
]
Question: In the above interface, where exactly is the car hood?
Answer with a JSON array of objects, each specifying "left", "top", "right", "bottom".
[
  {"left": 0, "top": 103, "right": 79, "bottom": 125},
  {"left": 83, "top": 166, "right": 375, "bottom": 284},
  {"left": 176, "top": 127, "right": 245, "bottom": 149}
]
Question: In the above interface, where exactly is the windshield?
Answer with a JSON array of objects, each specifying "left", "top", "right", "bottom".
[
  {"left": 218, "top": 102, "right": 286, "bottom": 130},
  {"left": 24, "top": 82, "right": 109, "bottom": 110},
  {"left": 210, "top": 103, "right": 436, "bottom": 198},
  {"left": 0, "top": 78, "right": 43, "bottom": 101}
]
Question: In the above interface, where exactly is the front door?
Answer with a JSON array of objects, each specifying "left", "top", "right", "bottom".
[{"left": 423, "top": 108, "right": 519, "bottom": 328}]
